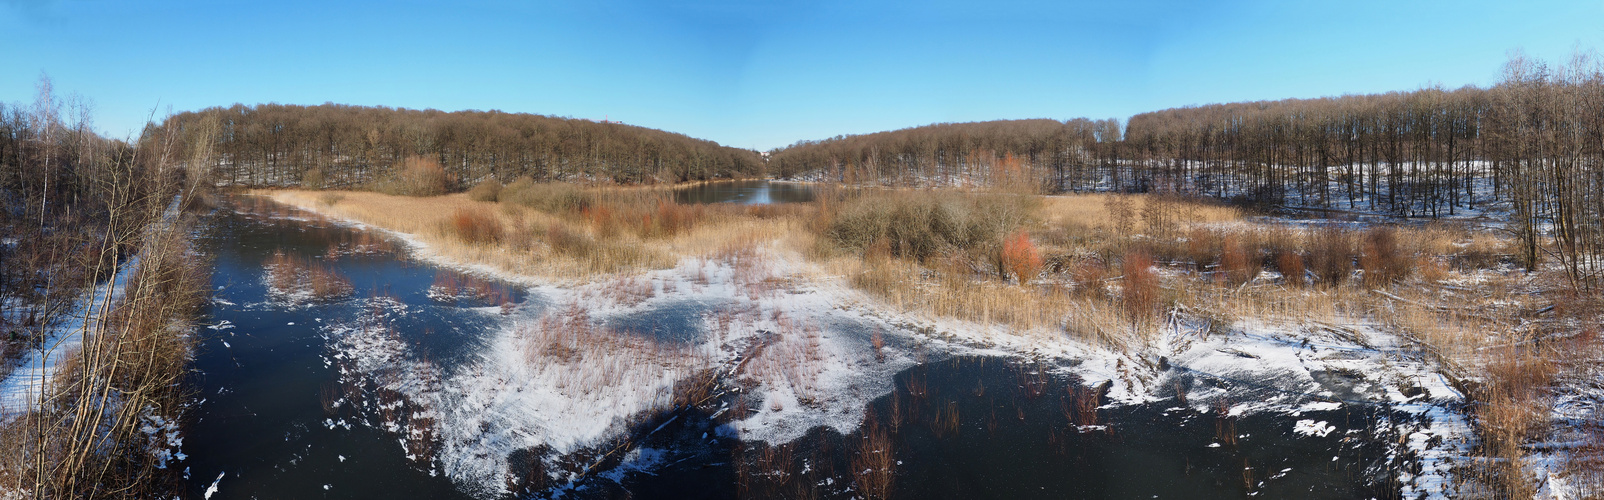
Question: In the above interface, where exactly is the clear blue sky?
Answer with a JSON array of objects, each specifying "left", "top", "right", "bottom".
[{"left": 3, "top": 0, "right": 1601, "bottom": 150}]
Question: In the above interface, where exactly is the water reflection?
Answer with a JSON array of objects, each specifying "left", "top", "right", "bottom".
[{"left": 673, "top": 180, "right": 817, "bottom": 205}]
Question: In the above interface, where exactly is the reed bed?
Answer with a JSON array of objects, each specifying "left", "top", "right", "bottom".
[
  {"left": 266, "top": 187, "right": 802, "bottom": 282},
  {"left": 738, "top": 312, "right": 827, "bottom": 404},
  {"left": 516, "top": 303, "right": 711, "bottom": 403}
]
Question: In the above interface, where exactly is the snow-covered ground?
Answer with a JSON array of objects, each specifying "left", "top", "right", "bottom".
[{"left": 0, "top": 254, "right": 141, "bottom": 417}]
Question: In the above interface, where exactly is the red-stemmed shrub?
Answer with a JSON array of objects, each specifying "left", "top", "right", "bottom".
[{"left": 999, "top": 231, "right": 1043, "bottom": 284}]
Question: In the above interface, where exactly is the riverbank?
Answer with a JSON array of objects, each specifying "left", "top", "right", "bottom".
[
  {"left": 0, "top": 198, "right": 211, "bottom": 498},
  {"left": 246, "top": 186, "right": 1550, "bottom": 497}
]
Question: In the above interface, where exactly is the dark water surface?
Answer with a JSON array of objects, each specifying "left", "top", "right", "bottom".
[
  {"left": 673, "top": 180, "right": 817, "bottom": 205},
  {"left": 184, "top": 197, "right": 1419, "bottom": 499},
  {"left": 617, "top": 356, "right": 1416, "bottom": 499},
  {"left": 186, "top": 199, "right": 521, "bottom": 499}
]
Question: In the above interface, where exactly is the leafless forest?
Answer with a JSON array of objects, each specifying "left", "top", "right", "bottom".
[
  {"left": 159, "top": 103, "right": 766, "bottom": 188},
  {"left": 770, "top": 55, "right": 1604, "bottom": 291}
]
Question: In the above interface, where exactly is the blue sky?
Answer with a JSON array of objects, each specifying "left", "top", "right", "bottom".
[{"left": 2, "top": 0, "right": 1601, "bottom": 150}]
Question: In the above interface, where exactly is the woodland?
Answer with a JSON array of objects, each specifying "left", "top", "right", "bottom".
[
  {"left": 768, "top": 55, "right": 1604, "bottom": 292},
  {"left": 159, "top": 103, "right": 765, "bottom": 188}
]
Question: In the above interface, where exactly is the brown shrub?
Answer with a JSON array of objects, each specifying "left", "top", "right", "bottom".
[
  {"left": 1360, "top": 227, "right": 1411, "bottom": 286},
  {"left": 824, "top": 190, "right": 1035, "bottom": 261},
  {"left": 999, "top": 231, "right": 1043, "bottom": 284},
  {"left": 642, "top": 199, "right": 704, "bottom": 237},
  {"left": 1275, "top": 250, "right": 1306, "bottom": 287},
  {"left": 1417, "top": 256, "right": 1450, "bottom": 283},
  {"left": 1121, "top": 251, "right": 1160, "bottom": 322},
  {"left": 370, "top": 156, "right": 452, "bottom": 196},
  {"left": 1307, "top": 226, "right": 1353, "bottom": 286},
  {"left": 445, "top": 207, "right": 504, "bottom": 245},
  {"left": 466, "top": 178, "right": 502, "bottom": 202},
  {"left": 1184, "top": 228, "right": 1220, "bottom": 271},
  {"left": 1219, "top": 234, "right": 1259, "bottom": 286},
  {"left": 1071, "top": 258, "right": 1107, "bottom": 296}
]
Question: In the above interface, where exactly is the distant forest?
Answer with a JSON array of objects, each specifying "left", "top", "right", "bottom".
[
  {"left": 770, "top": 55, "right": 1604, "bottom": 287},
  {"left": 159, "top": 104, "right": 765, "bottom": 188}
]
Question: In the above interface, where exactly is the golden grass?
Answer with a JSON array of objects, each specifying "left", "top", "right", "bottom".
[
  {"left": 268, "top": 188, "right": 1520, "bottom": 357},
  {"left": 264, "top": 189, "right": 804, "bottom": 283}
]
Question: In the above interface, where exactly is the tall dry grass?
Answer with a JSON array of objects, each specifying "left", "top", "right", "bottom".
[
  {"left": 739, "top": 313, "right": 827, "bottom": 403},
  {"left": 517, "top": 303, "right": 709, "bottom": 400},
  {"left": 268, "top": 183, "right": 800, "bottom": 282},
  {"left": 1041, "top": 193, "right": 1240, "bottom": 236}
]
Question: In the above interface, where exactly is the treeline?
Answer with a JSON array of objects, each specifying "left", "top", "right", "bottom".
[
  {"left": 1122, "top": 54, "right": 1603, "bottom": 287},
  {"left": 767, "top": 118, "right": 1125, "bottom": 191},
  {"left": 770, "top": 54, "right": 1604, "bottom": 289},
  {"left": 1, "top": 79, "right": 212, "bottom": 498},
  {"left": 160, "top": 104, "right": 764, "bottom": 188}
]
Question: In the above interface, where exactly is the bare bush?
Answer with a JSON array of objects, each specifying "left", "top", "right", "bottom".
[
  {"left": 466, "top": 178, "right": 502, "bottom": 202},
  {"left": 1360, "top": 227, "right": 1411, "bottom": 286},
  {"left": 825, "top": 190, "right": 1035, "bottom": 261},
  {"left": 369, "top": 156, "right": 451, "bottom": 196},
  {"left": 1219, "top": 233, "right": 1260, "bottom": 286},
  {"left": 500, "top": 178, "right": 589, "bottom": 213},
  {"left": 1307, "top": 226, "right": 1353, "bottom": 287},
  {"left": 999, "top": 231, "right": 1043, "bottom": 283},
  {"left": 1121, "top": 251, "right": 1160, "bottom": 323},
  {"left": 1275, "top": 250, "right": 1306, "bottom": 287},
  {"left": 444, "top": 207, "right": 504, "bottom": 245}
]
